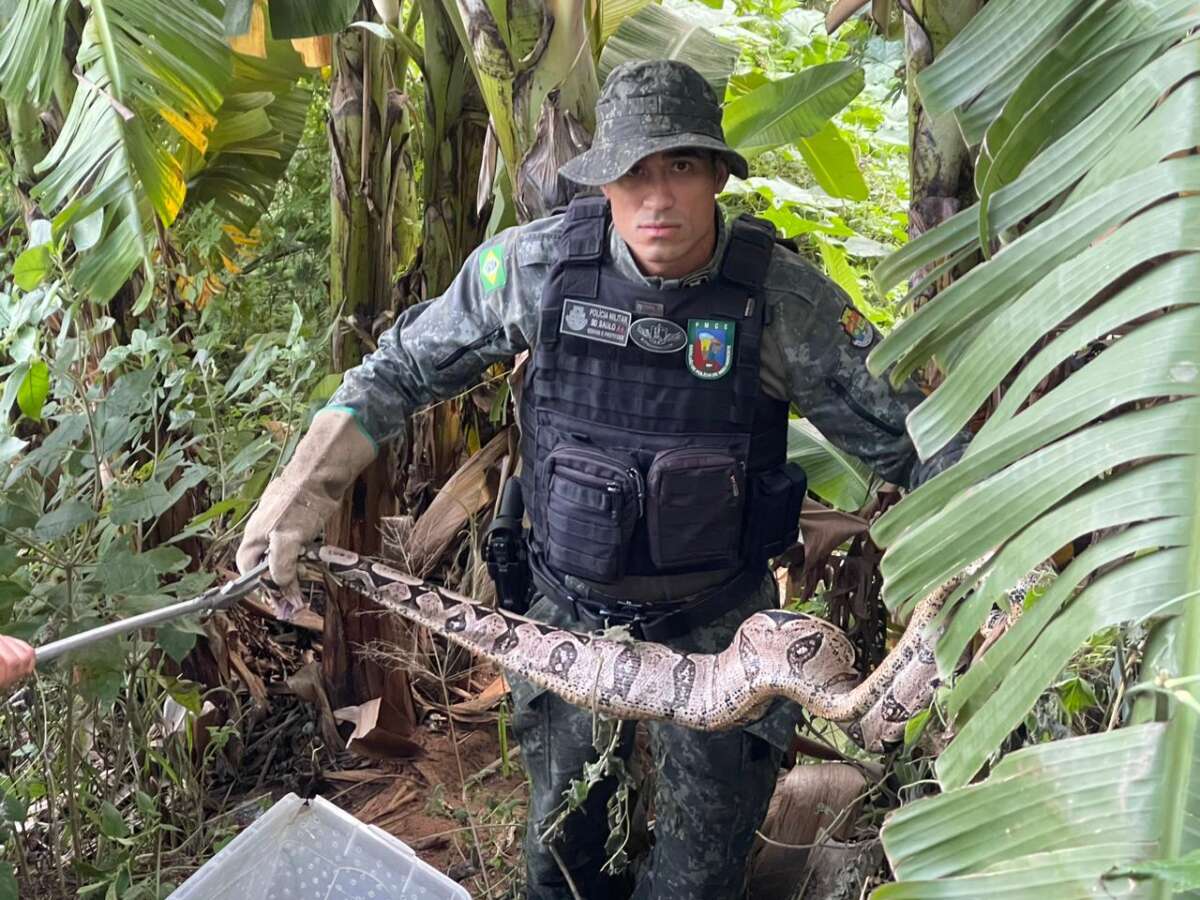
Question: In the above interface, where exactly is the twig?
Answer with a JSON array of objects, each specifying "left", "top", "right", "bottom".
[
  {"left": 239, "top": 243, "right": 310, "bottom": 276},
  {"left": 547, "top": 842, "right": 585, "bottom": 900},
  {"left": 431, "top": 640, "right": 495, "bottom": 898},
  {"left": 466, "top": 746, "right": 522, "bottom": 787}
]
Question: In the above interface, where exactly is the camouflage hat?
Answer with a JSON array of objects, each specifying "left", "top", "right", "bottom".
[{"left": 559, "top": 59, "right": 748, "bottom": 187}]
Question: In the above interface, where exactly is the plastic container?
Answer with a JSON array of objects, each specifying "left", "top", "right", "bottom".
[{"left": 170, "top": 793, "right": 470, "bottom": 900}]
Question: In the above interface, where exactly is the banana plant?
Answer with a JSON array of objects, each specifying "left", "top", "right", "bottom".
[
  {"left": 862, "top": 0, "right": 1200, "bottom": 894},
  {"left": 440, "top": 0, "right": 871, "bottom": 223},
  {"left": 0, "top": 0, "right": 310, "bottom": 305}
]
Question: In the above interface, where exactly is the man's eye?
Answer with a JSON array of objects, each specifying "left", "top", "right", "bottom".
[{"left": 673, "top": 160, "right": 693, "bottom": 173}]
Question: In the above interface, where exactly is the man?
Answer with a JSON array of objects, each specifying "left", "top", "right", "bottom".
[
  {"left": 0, "top": 636, "right": 35, "bottom": 690},
  {"left": 239, "top": 60, "right": 962, "bottom": 899}
]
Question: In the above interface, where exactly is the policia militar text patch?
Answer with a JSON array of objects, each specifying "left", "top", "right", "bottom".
[{"left": 560, "top": 299, "right": 632, "bottom": 346}]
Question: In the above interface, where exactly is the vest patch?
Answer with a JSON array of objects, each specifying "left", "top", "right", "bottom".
[
  {"left": 839, "top": 305, "right": 874, "bottom": 348},
  {"left": 561, "top": 299, "right": 631, "bottom": 346},
  {"left": 630, "top": 317, "right": 687, "bottom": 353},
  {"left": 687, "top": 319, "right": 736, "bottom": 380}
]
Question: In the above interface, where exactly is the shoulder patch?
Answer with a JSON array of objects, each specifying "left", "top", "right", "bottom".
[
  {"left": 839, "top": 305, "right": 874, "bottom": 349},
  {"left": 478, "top": 244, "right": 507, "bottom": 293}
]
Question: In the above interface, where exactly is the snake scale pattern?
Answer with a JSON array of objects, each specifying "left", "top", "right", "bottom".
[{"left": 312, "top": 546, "right": 1017, "bottom": 753}]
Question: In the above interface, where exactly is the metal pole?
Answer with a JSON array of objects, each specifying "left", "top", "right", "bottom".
[{"left": 34, "top": 560, "right": 270, "bottom": 665}]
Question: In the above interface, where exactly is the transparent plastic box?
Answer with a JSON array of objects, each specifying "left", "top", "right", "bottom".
[{"left": 170, "top": 793, "right": 471, "bottom": 900}]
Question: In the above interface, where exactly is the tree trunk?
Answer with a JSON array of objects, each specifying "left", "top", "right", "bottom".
[
  {"left": 904, "top": 0, "right": 983, "bottom": 389},
  {"left": 324, "top": 7, "right": 422, "bottom": 720},
  {"left": 403, "top": 0, "right": 489, "bottom": 496},
  {"left": 324, "top": 0, "right": 487, "bottom": 722},
  {"left": 906, "top": 0, "right": 982, "bottom": 242}
]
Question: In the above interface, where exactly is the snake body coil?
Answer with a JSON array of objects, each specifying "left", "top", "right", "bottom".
[{"left": 313, "top": 546, "right": 990, "bottom": 752}]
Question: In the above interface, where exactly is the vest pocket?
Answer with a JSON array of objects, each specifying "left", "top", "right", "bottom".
[
  {"left": 543, "top": 446, "right": 642, "bottom": 582},
  {"left": 743, "top": 463, "right": 808, "bottom": 563},
  {"left": 646, "top": 449, "right": 745, "bottom": 570}
]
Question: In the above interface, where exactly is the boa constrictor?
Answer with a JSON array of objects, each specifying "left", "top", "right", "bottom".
[{"left": 309, "top": 546, "right": 1004, "bottom": 753}]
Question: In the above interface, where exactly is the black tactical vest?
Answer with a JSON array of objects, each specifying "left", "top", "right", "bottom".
[{"left": 518, "top": 197, "right": 805, "bottom": 588}]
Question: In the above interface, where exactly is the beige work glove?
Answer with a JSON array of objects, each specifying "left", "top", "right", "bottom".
[{"left": 236, "top": 409, "right": 377, "bottom": 617}]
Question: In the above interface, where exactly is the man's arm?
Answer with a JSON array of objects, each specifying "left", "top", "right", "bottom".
[
  {"left": 760, "top": 248, "right": 966, "bottom": 490},
  {"left": 327, "top": 225, "right": 551, "bottom": 445},
  {"left": 237, "top": 220, "right": 556, "bottom": 596}
]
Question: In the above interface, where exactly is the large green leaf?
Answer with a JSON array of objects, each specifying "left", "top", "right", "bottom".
[
  {"left": 723, "top": 61, "right": 864, "bottom": 156},
  {"left": 795, "top": 121, "right": 867, "bottom": 201},
  {"left": 873, "top": 39, "right": 1200, "bottom": 294},
  {"left": 913, "top": 0, "right": 1091, "bottom": 136},
  {"left": 265, "top": 0, "right": 357, "bottom": 38},
  {"left": 869, "top": 17, "right": 1200, "bottom": 899},
  {"left": 867, "top": 156, "right": 1200, "bottom": 396},
  {"left": 596, "top": 0, "right": 655, "bottom": 43},
  {"left": 0, "top": 0, "right": 70, "bottom": 107},
  {"left": 25, "top": 0, "right": 314, "bottom": 304},
  {"left": 598, "top": 4, "right": 738, "bottom": 100},
  {"left": 976, "top": 14, "right": 1199, "bottom": 248},
  {"left": 876, "top": 726, "right": 1166, "bottom": 897},
  {"left": 787, "top": 419, "right": 871, "bottom": 512},
  {"left": 183, "top": 40, "right": 311, "bottom": 233},
  {"left": 31, "top": 0, "right": 232, "bottom": 301},
  {"left": 973, "top": 0, "right": 1171, "bottom": 197}
]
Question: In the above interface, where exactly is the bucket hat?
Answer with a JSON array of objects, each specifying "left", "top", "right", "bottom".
[{"left": 559, "top": 59, "right": 748, "bottom": 186}]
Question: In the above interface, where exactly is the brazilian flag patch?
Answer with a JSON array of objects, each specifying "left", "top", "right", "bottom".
[
  {"left": 686, "top": 318, "right": 735, "bottom": 380},
  {"left": 479, "top": 245, "right": 507, "bottom": 294}
]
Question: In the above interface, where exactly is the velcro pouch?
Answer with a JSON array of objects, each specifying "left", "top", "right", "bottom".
[
  {"left": 745, "top": 463, "right": 807, "bottom": 563},
  {"left": 542, "top": 445, "right": 641, "bottom": 583},
  {"left": 646, "top": 448, "right": 746, "bottom": 571}
]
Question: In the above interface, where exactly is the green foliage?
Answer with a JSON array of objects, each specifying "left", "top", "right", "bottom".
[
  {"left": 0, "top": 153, "right": 332, "bottom": 891},
  {"left": 866, "top": 4, "right": 1200, "bottom": 896},
  {"left": 712, "top": 2, "right": 909, "bottom": 331}
]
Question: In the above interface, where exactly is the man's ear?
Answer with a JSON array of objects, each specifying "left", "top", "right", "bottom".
[
  {"left": 600, "top": 182, "right": 613, "bottom": 201},
  {"left": 714, "top": 157, "right": 730, "bottom": 193}
]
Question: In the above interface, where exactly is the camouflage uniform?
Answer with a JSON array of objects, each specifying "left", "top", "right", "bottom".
[
  {"left": 327, "top": 59, "right": 963, "bottom": 900},
  {"left": 328, "top": 212, "right": 954, "bottom": 489}
]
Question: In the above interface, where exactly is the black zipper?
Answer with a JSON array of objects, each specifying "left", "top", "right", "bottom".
[
  {"left": 433, "top": 326, "right": 503, "bottom": 371},
  {"left": 824, "top": 376, "right": 906, "bottom": 437},
  {"left": 550, "top": 447, "right": 644, "bottom": 519}
]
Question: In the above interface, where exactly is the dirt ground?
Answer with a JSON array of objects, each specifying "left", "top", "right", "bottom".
[{"left": 330, "top": 722, "right": 530, "bottom": 898}]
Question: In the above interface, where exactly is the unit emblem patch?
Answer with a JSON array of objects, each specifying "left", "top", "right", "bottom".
[
  {"left": 560, "top": 299, "right": 632, "bottom": 347},
  {"left": 686, "top": 319, "right": 736, "bottom": 380},
  {"left": 630, "top": 317, "right": 687, "bottom": 353},
  {"left": 839, "top": 305, "right": 874, "bottom": 349}
]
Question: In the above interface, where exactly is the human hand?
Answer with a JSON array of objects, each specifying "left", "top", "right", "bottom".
[
  {"left": 236, "top": 410, "right": 376, "bottom": 620},
  {"left": 0, "top": 635, "right": 35, "bottom": 690}
]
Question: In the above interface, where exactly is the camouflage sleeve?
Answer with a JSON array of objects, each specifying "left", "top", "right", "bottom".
[
  {"left": 326, "top": 219, "right": 557, "bottom": 445},
  {"left": 760, "top": 249, "right": 966, "bottom": 490}
]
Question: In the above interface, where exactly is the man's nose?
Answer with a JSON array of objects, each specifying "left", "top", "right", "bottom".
[{"left": 643, "top": 174, "right": 675, "bottom": 210}]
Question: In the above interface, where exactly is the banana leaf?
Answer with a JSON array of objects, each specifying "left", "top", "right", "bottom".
[
  {"left": 787, "top": 419, "right": 872, "bottom": 512},
  {"left": 598, "top": 4, "right": 738, "bottom": 98},
  {"left": 867, "top": 15, "right": 1200, "bottom": 900}
]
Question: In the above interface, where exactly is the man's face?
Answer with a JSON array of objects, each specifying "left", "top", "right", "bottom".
[{"left": 601, "top": 149, "right": 730, "bottom": 279}]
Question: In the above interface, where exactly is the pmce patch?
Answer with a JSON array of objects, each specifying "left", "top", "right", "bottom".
[
  {"left": 560, "top": 299, "right": 632, "bottom": 347},
  {"left": 630, "top": 317, "right": 687, "bottom": 353},
  {"left": 839, "top": 305, "right": 874, "bottom": 348},
  {"left": 686, "top": 319, "right": 736, "bottom": 379}
]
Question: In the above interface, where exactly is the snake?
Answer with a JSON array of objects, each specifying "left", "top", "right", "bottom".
[{"left": 308, "top": 546, "right": 1024, "bottom": 753}]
